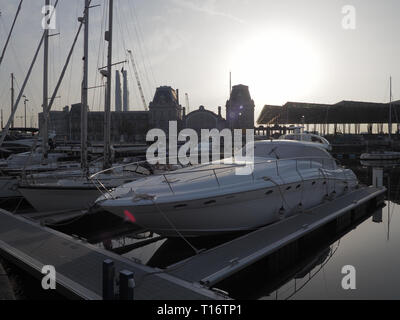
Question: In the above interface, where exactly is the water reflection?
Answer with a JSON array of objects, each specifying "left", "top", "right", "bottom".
[{"left": 286, "top": 161, "right": 400, "bottom": 300}]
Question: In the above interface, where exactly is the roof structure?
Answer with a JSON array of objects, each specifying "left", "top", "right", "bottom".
[{"left": 257, "top": 100, "right": 400, "bottom": 125}]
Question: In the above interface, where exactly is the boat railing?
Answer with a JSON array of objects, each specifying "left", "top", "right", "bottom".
[{"left": 89, "top": 156, "right": 338, "bottom": 199}]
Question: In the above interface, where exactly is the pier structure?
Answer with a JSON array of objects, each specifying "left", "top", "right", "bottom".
[
  {"left": 257, "top": 100, "right": 400, "bottom": 136},
  {"left": 254, "top": 124, "right": 297, "bottom": 138},
  {"left": 257, "top": 100, "right": 400, "bottom": 157}
]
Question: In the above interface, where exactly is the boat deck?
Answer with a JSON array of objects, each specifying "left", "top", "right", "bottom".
[
  {"left": 168, "top": 186, "right": 386, "bottom": 286},
  {"left": 0, "top": 209, "right": 223, "bottom": 300}
]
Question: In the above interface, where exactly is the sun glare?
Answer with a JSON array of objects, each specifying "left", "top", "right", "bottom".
[{"left": 229, "top": 29, "right": 323, "bottom": 107}]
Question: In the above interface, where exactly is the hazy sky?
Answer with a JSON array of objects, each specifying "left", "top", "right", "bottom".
[{"left": 0, "top": 0, "right": 399, "bottom": 127}]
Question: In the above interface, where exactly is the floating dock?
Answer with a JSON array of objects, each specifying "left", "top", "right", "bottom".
[
  {"left": 0, "top": 185, "right": 386, "bottom": 300},
  {"left": 0, "top": 209, "right": 225, "bottom": 300}
]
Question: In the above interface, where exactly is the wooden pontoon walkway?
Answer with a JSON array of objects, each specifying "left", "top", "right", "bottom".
[{"left": 0, "top": 209, "right": 224, "bottom": 300}]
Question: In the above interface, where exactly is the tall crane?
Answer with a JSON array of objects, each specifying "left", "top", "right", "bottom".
[{"left": 127, "top": 49, "right": 147, "bottom": 111}]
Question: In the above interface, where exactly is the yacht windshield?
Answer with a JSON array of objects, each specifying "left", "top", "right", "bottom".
[{"left": 239, "top": 141, "right": 335, "bottom": 169}]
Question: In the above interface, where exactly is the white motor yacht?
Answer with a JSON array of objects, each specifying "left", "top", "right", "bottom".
[
  {"left": 95, "top": 140, "right": 358, "bottom": 237},
  {"left": 279, "top": 130, "right": 331, "bottom": 151}
]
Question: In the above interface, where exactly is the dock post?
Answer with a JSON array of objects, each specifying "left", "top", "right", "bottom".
[
  {"left": 372, "top": 167, "right": 383, "bottom": 188},
  {"left": 102, "top": 259, "right": 115, "bottom": 300},
  {"left": 119, "top": 270, "right": 135, "bottom": 300}
]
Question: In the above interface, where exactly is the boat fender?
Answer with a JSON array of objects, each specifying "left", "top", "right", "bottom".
[{"left": 297, "top": 202, "right": 303, "bottom": 212}]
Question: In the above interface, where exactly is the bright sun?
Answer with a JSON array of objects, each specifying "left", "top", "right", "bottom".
[{"left": 229, "top": 29, "right": 323, "bottom": 108}]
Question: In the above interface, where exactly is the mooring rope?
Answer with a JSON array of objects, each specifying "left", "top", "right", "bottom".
[{"left": 150, "top": 199, "right": 200, "bottom": 255}]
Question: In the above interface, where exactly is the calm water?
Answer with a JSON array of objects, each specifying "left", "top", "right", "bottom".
[
  {"left": 261, "top": 163, "right": 400, "bottom": 300},
  {"left": 100, "top": 161, "right": 400, "bottom": 300}
]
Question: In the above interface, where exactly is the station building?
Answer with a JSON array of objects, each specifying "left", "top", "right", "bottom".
[{"left": 39, "top": 84, "right": 255, "bottom": 143}]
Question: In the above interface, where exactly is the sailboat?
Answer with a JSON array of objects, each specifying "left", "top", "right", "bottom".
[
  {"left": 18, "top": 0, "right": 150, "bottom": 213},
  {"left": 0, "top": 0, "right": 82, "bottom": 200},
  {"left": 361, "top": 77, "right": 400, "bottom": 161}
]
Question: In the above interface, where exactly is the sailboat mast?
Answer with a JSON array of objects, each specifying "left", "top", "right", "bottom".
[
  {"left": 0, "top": 0, "right": 23, "bottom": 70},
  {"left": 103, "top": 0, "right": 113, "bottom": 169},
  {"left": 42, "top": 0, "right": 50, "bottom": 161},
  {"left": 0, "top": 0, "right": 59, "bottom": 148},
  {"left": 389, "top": 76, "right": 392, "bottom": 140},
  {"left": 81, "top": 0, "right": 89, "bottom": 173},
  {"left": 10, "top": 73, "right": 14, "bottom": 128}
]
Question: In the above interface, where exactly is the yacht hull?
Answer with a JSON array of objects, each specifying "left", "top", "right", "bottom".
[
  {"left": 0, "top": 177, "right": 21, "bottom": 199},
  {"left": 18, "top": 171, "right": 144, "bottom": 212},
  {"left": 101, "top": 177, "right": 354, "bottom": 237},
  {"left": 18, "top": 185, "right": 101, "bottom": 212}
]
